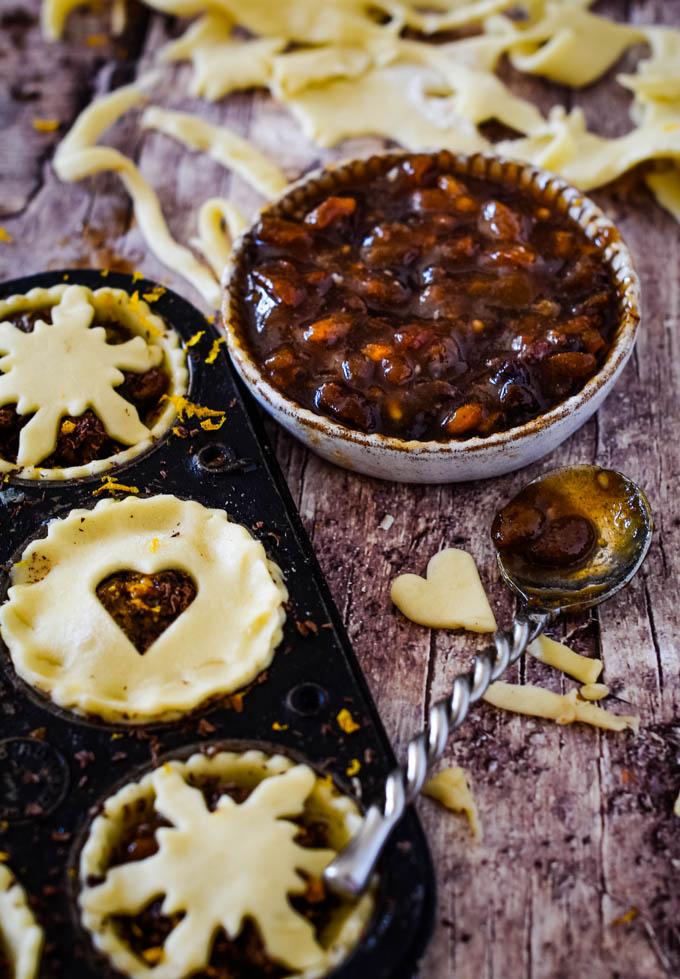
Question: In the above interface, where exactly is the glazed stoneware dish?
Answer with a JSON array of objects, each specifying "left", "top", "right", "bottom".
[{"left": 223, "top": 150, "right": 640, "bottom": 483}]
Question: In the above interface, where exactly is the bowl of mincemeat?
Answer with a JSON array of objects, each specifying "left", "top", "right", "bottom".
[{"left": 222, "top": 150, "right": 639, "bottom": 483}]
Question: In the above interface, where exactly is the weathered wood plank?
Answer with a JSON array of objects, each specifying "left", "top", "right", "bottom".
[{"left": 1, "top": 2, "right": 679, "bottom": 976}]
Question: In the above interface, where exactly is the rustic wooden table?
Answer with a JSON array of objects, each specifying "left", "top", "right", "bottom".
[{"left": 2, "top": 1, "right": 679, "bottom": 976}]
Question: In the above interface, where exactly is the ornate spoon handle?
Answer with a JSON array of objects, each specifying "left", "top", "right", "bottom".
[{"left": 324, "top": 610, "right": 553, "bottom": 898}]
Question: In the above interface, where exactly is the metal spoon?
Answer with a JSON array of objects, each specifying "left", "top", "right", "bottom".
[{"left": 324, "top": 464, "right": 653, "bottom": 898}]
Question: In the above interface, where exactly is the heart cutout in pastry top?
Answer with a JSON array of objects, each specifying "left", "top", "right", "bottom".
[
  {"left": 390, "top": 548, "right": 497, "bottom": 633},
  {"left": 96, "top": 570, "right": 197, "bottom": 654}
]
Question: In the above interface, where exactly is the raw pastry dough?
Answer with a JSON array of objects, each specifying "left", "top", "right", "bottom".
[
  {"left": 391, "top": 548, "right": 497, "bottom": 633},
  {"left": 0, "top": 284, "right": 187, "bottom": 480},
  {"left": 141, "top": 107, "right": 288, "bottom": 198},
  {"left": 0, "top": 865, "right": 43, "bottom": 979},
  {"left": 79, "top": 749, "right": 374, "bottom": 979},
  {"left": 527, "top": 635, "right": 602, "bottom": 686},
  {"left": 423, "top": 766, "right": 482, "bottom": 840},
  {"left": 54, "top": 76, "right": 223, "bottom": 307},
  {"left": 483, "top": 682, "right": 639, "bottom": 732},
  {"left": 0, "top": 495, "right": 288, "bottom": 723}
]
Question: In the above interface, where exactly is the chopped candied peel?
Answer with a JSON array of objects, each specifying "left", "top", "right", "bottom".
[{"left": 336, "top": 708, "right": 360, "bottom": 734}]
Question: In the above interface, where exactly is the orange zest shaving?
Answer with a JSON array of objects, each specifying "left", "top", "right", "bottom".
[
  {"left": 346, "top": 758, "right": 361, "bottom": 776},
  {"left": 93, "top": 477, "right": 140, "bottom": 496},
  {"left": 163, "top": 394, "right": 226, "bottom": 428},
  {"left": 336, "top": 708, "right": 360, "bottom": 734},
  {"left": 33, "top": 118, "right": 60, "bottom": 132},
  {"left": 205, "top": 337, "right": 226, "bottom": 364},
  {"left": 0, "top": 227, "right": 13, "bottom": 243}
]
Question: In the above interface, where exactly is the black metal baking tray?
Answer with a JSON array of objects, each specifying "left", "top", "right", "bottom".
[{"left": 0, "top": 269, "right": 435, "bottom": 978}]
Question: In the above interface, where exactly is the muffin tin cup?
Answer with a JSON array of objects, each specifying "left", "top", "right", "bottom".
[
  {"left": 223, "top": 149, "right": 641, "bottom": 483},
  {"left": 0, "top": 270, "right": 434, "bottom": 978}
]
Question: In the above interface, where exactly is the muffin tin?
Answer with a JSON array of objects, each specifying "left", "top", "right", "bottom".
[{"left": 0, "top": 269, "right": 434, "bottom": 978}]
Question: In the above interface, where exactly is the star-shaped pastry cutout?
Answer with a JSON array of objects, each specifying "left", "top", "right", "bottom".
[{"left": 85, "top": 765, "right": 335, "bottom": 976}]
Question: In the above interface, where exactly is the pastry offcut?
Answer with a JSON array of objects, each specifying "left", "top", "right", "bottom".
[
  {"left": 0, "top": 495, "right": 288, "bottom": 723},
  {"left": 0, "top": 284, "right": 187, "bottom": 480},
  {"left": 78, "top": 750, "right": 374, "bottom": 978},
  {"left": 0, "top": 864, "right": 43, "bottom": 979}
]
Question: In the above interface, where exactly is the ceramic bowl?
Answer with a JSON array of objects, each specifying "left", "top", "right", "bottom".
[{"left": 222, "top": 150, "right": 640, "bottom": 484}]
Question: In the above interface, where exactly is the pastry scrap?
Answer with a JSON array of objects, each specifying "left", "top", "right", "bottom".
[
  {"left": 527, "top": 635, "right": 602, "bottom": 686},
  {"left": 0, "top": 495, "right": 288, "bottom": 723},
  {"left": 41, "top": 1, "right": 680, "bottom": 303},
  {"left": 0, "top": 865, "right": 43, "bottom": 979},
  {"left": 483, "top": 681, "right": 639, "bottom": 733},
  {"left": 423, "top": 766, "right": 482, "bottom": 840},
  {"left": 141, "top": 107, "right": 287, "bottom": 199},
  {"left": 0, "top": 283, "right": 186, "bottom": 480},
  {"left": 79, "top": 750, "right": 374, "bottom": 978},
  {"left": 391, "top": 548, "right": 497, "bottom": 632}
]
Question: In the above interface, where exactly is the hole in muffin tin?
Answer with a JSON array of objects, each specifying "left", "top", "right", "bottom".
[
  {"left": 194, "top": 442, "right": 255, "bottom": 474},
  {"left": 286, "top": 682, "right": 329, "bottom": 717}
]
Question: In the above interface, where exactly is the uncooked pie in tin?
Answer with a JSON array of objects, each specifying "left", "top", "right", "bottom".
[
  {"left": 0, "top": 864, "right": 43, "bottom": 979},
  {"left": 0, "top": 495, "right": 288, "bottom": 723},
  {"left": 0, "top": 284, "right": 187, "bottom": 480},
  {"left": 78, "top": 749, "right": 374, "bottom": 978}
]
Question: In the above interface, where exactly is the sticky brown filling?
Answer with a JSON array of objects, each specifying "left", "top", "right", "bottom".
[
  {"left": 96, "top": 570, "right": 197, "bottom": 654},
  {"left": 99, "top": 779, "right": 341, "bottom": 977},
  {"left": 0, "top": 307, "right": 170, "bottom": 468},
  {"left": 239, "top": 155, "right": 619, "bottom": 441},
  {"left": 491, "top": 485, "right": 597, "bottom": 568}
]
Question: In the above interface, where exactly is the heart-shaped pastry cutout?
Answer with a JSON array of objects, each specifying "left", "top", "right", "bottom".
[
  {"left": 96, "top": 569, "right": 197, "bottom": 654},
  {"left": 391, "top": 548, "right": 497, "bottom": 633}
]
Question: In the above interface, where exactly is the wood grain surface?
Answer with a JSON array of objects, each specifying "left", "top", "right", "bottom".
[{"left": 1, "top": 2, "right": 679, "bottom": 976}]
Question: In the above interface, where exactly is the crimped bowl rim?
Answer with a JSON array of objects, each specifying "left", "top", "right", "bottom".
[{"left": 222, "top": 149, "right": 640, "bottom": 457}]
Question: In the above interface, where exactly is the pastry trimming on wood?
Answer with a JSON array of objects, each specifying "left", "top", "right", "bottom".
[
  {"left": 0, "top": 495, "right": 288, "bottom": 723},
  {"left": 0, "top": 284, "right": 187, "bottom": 480},
  {"left": 483, "top": 681, "right": 639, "bottom": 732},
  {"left": 0, "top": 865, "right": 43, "bottom": 979},
  {"left": 391, "top": 548, "right": 497, "bottom": 632},
  {"left": 78, "top": 749, "right": 374, "bottom": 978}
]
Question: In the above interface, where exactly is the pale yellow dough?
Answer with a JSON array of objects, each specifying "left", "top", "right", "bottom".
[
  {"left": 527, "top": 635, "right": 602, "bottom": 686},
  {"left": 391, "top": 548, "right": 497, "bottom": 633},
  {"left": 0, "top": 495, "right": 288, "bottom": 723},
  {"left": 0, "top": 284, "right": 187, "bottom": 480},
  {"left": 483, "top": 682, "right": 639, "bottom": 733},
  {"left": 42, "top": 0, "right": 680, "bottom": 302},
  {"left": 79, "top": 750, "right": 374, "bottom": 979},
  {"left": 423, "top": 766, "right": 482, "bottom": 840},
  {"left": 0, "top": 865, "right": 43, "bottom": 979},
  {"left": 141, "top": 107, "right": 288, "bottom": 198}
]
